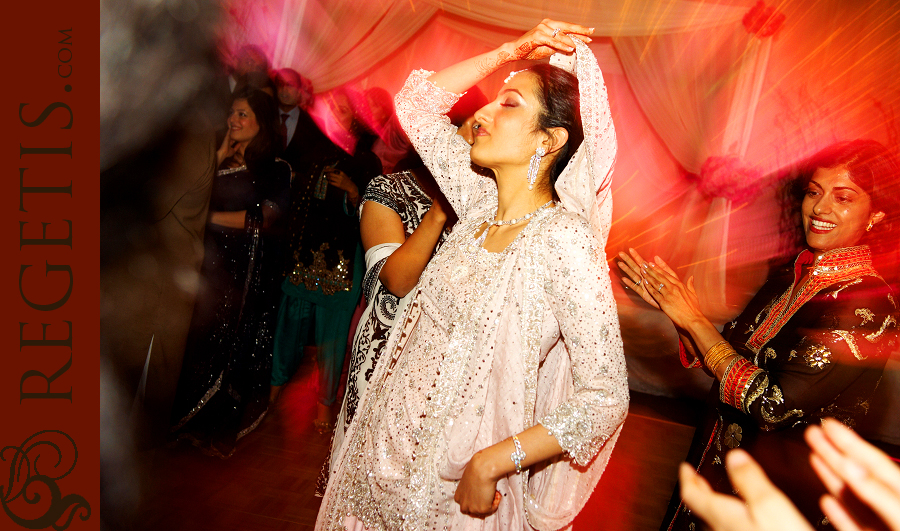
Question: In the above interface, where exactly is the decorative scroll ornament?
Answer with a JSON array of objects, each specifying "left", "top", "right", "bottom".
[{"left": 1, "top": 430, "right": 91, "bottom": 529}]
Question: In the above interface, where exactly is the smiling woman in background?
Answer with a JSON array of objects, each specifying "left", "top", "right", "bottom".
[
  {"left": 618, "top": 139, "right": 900, "bottom": 530},
  {"left": 170, "top": 87, "right": 291, "bottom": 458}
]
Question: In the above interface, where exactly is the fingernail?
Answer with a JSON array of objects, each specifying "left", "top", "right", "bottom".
[
  {"left": 641, "top": 263, "right": 648, "bottom": 270},
  {"left": 588, "top": 27, "right": 595, "bottom": 33},
  {"left": 649, "top": 262, "right": 656, "bottom": 268}
]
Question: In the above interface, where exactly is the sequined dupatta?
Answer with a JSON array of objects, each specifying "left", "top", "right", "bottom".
[
  {"left": 552, "top": 39, "right": 617, "bottom": 246},
  {"left": 522, "top": 39, "right": 623, "bottom": 531}
]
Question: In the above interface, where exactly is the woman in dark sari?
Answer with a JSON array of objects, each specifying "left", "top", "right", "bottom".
[
  {"left": 170, "top": 87, "right": 291, "bottom": 458},
  {"left": 618, "top": 139, "right": 899, "bottom": 530}
]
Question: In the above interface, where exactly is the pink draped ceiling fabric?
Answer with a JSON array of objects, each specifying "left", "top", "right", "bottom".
[{"left": 218, "top": 0, "right": 900, "bottom": 443}]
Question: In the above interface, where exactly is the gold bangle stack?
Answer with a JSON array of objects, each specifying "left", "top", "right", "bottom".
[{"left": 704, "top": 340, "right": 737, "bottom": 374}]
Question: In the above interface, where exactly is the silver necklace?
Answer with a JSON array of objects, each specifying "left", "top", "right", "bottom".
[{"left": 474, "top": 200, "right": 555, "bottom": 246}]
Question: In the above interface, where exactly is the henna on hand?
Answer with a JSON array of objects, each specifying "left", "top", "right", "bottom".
[{"left": 513, "top": 42, "right": 536, "bottom": 60}]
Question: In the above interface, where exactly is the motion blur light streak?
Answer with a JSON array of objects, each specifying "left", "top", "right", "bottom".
[
  {"left": 685, "top": 201, "right": 748, "bottom": 234},
  {"left": 677, "top": 249, "right": 738, "bottom": 270}
]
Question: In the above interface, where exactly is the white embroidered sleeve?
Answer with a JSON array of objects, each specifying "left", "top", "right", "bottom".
[
  {"left": 394, "top": 70, "right": 492, "bottom": 215},
  {"left": 538, "top": 214, "right": 629, "bottom": 465}
]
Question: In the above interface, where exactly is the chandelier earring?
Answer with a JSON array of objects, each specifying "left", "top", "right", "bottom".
[{"left": 527, "top": 147, "right": 546, "bottom": 191}]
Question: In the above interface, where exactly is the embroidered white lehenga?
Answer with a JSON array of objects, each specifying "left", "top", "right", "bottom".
[{"left": 316, "top": 41, "right": 628, "bottom": 531}]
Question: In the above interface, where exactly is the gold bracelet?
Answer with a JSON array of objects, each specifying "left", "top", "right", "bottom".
[
  {"left": 718, "top": 357, "right": 741, "bottom": 403},
  {"left": 704, "top": 341, "right": 735, "bottom": 372},
  {"left": 714, "top": 354, "right": 740, "bottom": 376}
]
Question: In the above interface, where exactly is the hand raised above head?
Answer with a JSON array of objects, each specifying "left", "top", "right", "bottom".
[{"left": 510, "top": 19, "right": 594, "bottom": 61}]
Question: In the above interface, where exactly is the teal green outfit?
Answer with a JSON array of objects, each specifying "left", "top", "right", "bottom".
[
  {"left": 270, "top": 131, "right": 380, "bottom": 407},
  {"left": 271, "top": 245, "right": 364, "bottom": 406}
]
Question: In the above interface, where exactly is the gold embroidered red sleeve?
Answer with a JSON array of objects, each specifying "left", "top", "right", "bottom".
[
  {"left": 719, "top": 357, "right": 765, "bottom": 413},
  {"left": 678, "top": 339, "right": 703, "bottom": 369},
  {"left": 738, "top": 282, "right": 896, "bottom": 431}
]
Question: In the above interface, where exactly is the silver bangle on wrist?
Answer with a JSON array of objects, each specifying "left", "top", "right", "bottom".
[{"left": 510, "top": 435, "right": 526, "bottom": 474}]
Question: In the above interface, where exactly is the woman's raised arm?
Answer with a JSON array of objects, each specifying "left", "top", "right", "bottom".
[{"left": 425, "top": 20, "right": 593, "bottom": 94}]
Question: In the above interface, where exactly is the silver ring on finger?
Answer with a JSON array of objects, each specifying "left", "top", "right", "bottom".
[
  {"left": 658, "top": 283, "right": 664, "bottom": 292},
  {"left": 551, "top": 28, "right": 561, "bottom": 38},
  {"left": 635, "top": 279, "right": 641, "bottom": 287}
]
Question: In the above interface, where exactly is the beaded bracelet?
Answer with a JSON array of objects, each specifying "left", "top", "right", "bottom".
[{"left": 510, "top": 435, "right": 526, "bottom": 474}]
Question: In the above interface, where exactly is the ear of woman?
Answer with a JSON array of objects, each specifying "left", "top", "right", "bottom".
[{"left": 543, "top": 127, "right": 569, "bottom": 155}]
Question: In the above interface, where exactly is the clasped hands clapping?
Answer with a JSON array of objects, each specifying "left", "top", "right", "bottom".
[{"left": 616, "top": 247, "right": 709, "bottom": 332}]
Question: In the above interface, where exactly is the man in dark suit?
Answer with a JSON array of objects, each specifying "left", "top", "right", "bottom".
[{"left": 274, "top": 68, "right": 322, "bottom": 172}]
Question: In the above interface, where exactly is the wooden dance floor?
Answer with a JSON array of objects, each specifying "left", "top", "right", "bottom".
[{"left": 136, "top": 351, "right": 700, "bottom": 531}]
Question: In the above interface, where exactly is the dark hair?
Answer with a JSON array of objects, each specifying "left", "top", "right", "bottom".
[
  {"left": 230, "top": 87, "right": 279, "bottom": 171},
  {"left": 781, "top": 139, "right": 900, "bottom": 277},
  {"left": 528, "top": 64, "right": 583, "bottom": 194}
]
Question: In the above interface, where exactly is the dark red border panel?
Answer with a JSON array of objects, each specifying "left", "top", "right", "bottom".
[{"left": 4, "top": 1, "right": 100, "bottom": 530}]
